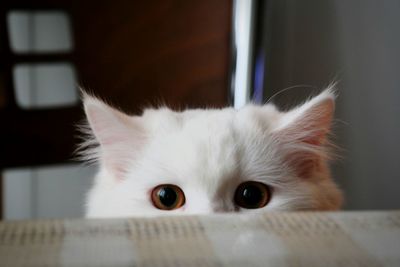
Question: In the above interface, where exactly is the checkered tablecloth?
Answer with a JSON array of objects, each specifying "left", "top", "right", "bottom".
[{"left": 0, "top": 211, "right": 399, "bottom": 267}]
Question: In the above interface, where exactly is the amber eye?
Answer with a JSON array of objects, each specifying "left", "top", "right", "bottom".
[
  {"left": 151, "top": 184, "right": 185, "bottom": 210},
  {"left": 234, "top": 181, "right": 270, "bottom": 209}
]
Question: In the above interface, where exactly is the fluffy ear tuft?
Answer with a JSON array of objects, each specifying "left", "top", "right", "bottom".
[
  {"left": 275, "top": 88, "right": 335, "bottom": 145},
  {"left": 272, "top": 88, "right": 336, "bottom": 178},
  {"left": 80, "top": 93, "right": 145, "bottom": 181}
]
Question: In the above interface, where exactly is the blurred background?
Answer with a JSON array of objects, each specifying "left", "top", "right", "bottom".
[{"left": 1, "top": 0, "right": 399, "bottom": 220}]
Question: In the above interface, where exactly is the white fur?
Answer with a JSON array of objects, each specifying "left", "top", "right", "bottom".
[{"left": 81, "top": 88, "right": 343, "bottom": 218}]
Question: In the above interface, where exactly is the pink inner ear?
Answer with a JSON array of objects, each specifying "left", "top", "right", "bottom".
[
  {"left": 100, "top": 135, "right": 131, "bottom": 176},
  {"left": 98, "top": 124, "right": 145, "bottom": 182},
  {"left": 273, "top": 97, "right": 334, "bottom": 178},
  {"left": 284, "top": 150, "right": 322, "bottom": 179},
  {"left": 274, "top": 130, "right": 327, "bottom": 179},
  {"left": 305, "top": 132, "right": 324, "bottom": 146},
  {"left": 85, "top": 97, "right": 145, "bottom": 181}
]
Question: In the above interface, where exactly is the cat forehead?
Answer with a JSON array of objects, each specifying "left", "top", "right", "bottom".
[
  {"left": 136, "top": 104, "right": 282, "bottom": 187},
  {"left": 141, "top": 104, "right": 281, "bottom": 133}
]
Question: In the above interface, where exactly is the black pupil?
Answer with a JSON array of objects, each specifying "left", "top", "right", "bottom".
[
  {"left": 158, "top": 187, "right": 177, "bottom": 207},
  {"left": 241, "top": 185, "right": 263, "bottom": 207}
]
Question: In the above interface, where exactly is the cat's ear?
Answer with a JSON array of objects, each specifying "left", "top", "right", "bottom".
[
  {"left": 272, "top": 89, "right": 335, "bottom": 177},
  {"left": 274, "top": 89, "right": 335, "bottom": 145},
  {"left": 83, "top": 93, "right": 145, "bottom": 180}
]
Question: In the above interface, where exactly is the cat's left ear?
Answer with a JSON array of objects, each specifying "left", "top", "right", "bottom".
[
  {"left": 273, "top": 88, "right": 335, "bottom": 146},
  {"left": 271, "top": 89, "right": 335, "bottom": 178}
]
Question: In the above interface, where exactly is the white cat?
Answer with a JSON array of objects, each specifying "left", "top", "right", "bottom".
[{"left": 80, "top": 88, "right": 343, "bottom": 218}]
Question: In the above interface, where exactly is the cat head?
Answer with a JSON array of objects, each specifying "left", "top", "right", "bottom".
[{"left": 80, "top": 88, "right": 343, "bottom": 217}]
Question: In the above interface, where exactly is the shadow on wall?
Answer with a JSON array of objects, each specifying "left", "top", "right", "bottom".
[{"left": 262, "top": 0, "right": 400, "bottom": 209}]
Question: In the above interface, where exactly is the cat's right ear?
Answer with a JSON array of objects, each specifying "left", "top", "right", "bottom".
[{"left": 82, "top": 93, "right": 145, "bottom": 181}]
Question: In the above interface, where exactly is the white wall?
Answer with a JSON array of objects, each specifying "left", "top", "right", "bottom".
[
  {"left": 4, "top": 165, "right": 95, "bottom": 219},
  {"left": 263, "top": 0, "right": 400, "bottom": 209},
  {"left": 3, "top": 11, "right": 92, "bottom": 220}
]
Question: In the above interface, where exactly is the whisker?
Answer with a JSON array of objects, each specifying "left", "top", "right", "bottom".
[{"left": 264, "top": 84, "right": 317, "bottom": 105}]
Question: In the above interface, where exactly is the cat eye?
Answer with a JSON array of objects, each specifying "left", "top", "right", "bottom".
[
  {"left": 234, "top": 181, "right": 270, "bottom": 209},
  {"left": 151, "top": 184, "right": 185, "bottom": 210}
]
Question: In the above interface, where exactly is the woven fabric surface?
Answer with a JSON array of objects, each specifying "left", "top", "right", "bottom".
[{"left": 0, "top": 211, "right": 399, "bottom": 267}]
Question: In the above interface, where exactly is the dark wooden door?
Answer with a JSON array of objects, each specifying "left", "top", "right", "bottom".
[{"left": 0, "top": 0, "right": 233, "bottom": 217}]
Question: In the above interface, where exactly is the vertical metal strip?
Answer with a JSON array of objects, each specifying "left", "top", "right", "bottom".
[{"left": 232, "top": 0, "right": 256, "bottom": 109}]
